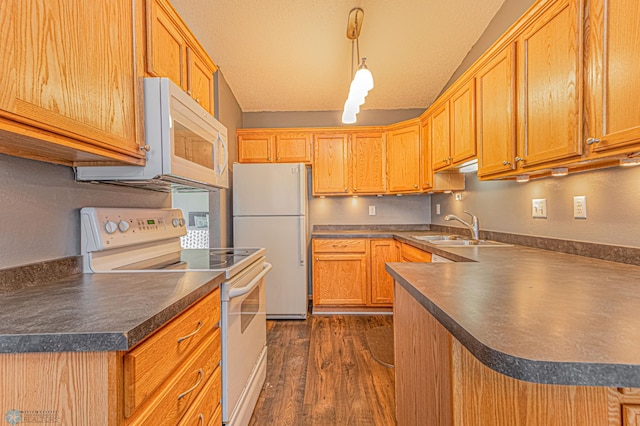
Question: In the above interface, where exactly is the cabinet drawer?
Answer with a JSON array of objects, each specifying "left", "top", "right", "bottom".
[
  {"left": 209, "top": 404, "right": 222, "bottom": 426},
  {"left": 127, "top": 328, "right": 221, "bottom": 424},
  {"left": 401, "top": 243, "right": 432, "bottom": 262},
  {"left": 313, "top": 239, "right": 367, "bottom": 253},
  {"left": 178, "top": 366, "right": 222, "bottom": 426},
  {"left": 124, "top": 290, "right": 220, "bottom": 416}
]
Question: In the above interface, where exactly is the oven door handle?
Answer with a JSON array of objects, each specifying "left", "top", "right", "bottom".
[{"left": 228, "top": 262, "right": 272, "bottom": 299}]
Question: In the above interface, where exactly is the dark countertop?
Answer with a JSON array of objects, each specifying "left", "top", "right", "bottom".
[
  {"left": 0, "top": 271, "right": 224, "bottom": 353},
  {"left": 313, "top": 228, "right": 640, "bottom": 387}
]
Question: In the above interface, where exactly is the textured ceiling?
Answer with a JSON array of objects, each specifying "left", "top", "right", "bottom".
[{"left": 170, "top": 0, "right": 505, "bottom": 112}]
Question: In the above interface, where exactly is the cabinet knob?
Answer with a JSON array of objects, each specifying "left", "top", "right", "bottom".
[
  {"left": 502, "top": 160, "right": 512, "bottom": 166},
  {"left": 267, "top": 157, "right": 272, "bottom": 161},
  {"left": 186, "top": 90, "right": 192, "bottom": 96},
  {"left": 315, "top": 257, "right": 319, "bottom": 261},
  {"left": 413, "top": 184, "right": 418, "bottom": 188},
  {"left": 195, "top": 98, "right": 200, "bottom": 104},
  {"left": 353, "top": 188, "right": 357, "bottom": 192},
  {"left": 448, "top": 156, "right": 453, "bottom": 161},
  {"left": 515, "top": 157, "right": 525, "bottom": 163},
  {"left": 276, "top": 157, "right": 281, "bottom": 161},
  {"left": 140, "top": 144, "right": 151, "bottom": 152},
  {"left": 425, "top": 182, "right": 431, "bottom": 186},
  {"left": 586, "top": 137, "right": 601, "bottom": 145},
  {"left": 344, "top": 188, "right": 348, "bottom": 192}
]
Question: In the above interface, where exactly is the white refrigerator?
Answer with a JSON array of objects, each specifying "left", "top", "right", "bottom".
[{"left": 233, "top": 163, "right": 308, "bottom": 319}]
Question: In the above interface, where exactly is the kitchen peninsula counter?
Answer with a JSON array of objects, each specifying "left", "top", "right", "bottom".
[{"left": 0, "top": 270, "right": 224, "bottom": 353}]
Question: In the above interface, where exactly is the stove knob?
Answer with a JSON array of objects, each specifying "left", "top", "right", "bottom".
[
  {"left": 179, "top": 218, "right": 186, "bottom": 226},
  {"left": 172, "top": 218, "right": 180, "bottom": 227},
  {"left": 104, "top": 221, "right": 117, "bottom": 234},
  {"left": 118, "top": 221, "right": 130, "bottom": 232}
]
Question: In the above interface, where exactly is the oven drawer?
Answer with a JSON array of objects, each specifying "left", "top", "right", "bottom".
[
  {"left": 124, "top": 289, "right": 220, "bottom": 416},
  {"left": 177, "top": 365, "right": 222, "bottom": 426},
  {"left": 313, "top": 238, "right": 367, "bottom": 253},
  {"left": 127, "top": 328, "right": 221, "bottom": 425}
]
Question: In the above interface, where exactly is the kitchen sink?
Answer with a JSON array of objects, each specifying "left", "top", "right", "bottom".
[
  {"left": 429, "top": 239, "right": 512, "bottom": 247},
  {"left": 411, "top": 235, "right": 463, "bottom": 241}
]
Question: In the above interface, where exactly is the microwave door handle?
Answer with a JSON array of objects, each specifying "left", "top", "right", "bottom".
[{"left": 228, "top": 263, "right": 272, "bottom": 299}]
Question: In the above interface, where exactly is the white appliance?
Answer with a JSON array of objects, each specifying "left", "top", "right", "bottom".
[
  {"left": 80, "top": 207, "right": 268, "bottom": 426},
  {"left": 233, "top": 163, "right": 308, "bottom": 319},
  {"left": 431, "top": 254, "right": 455, "bottom": 263},
  {"left": 76, "top": 78, "right": 229, "bottom": 192}
]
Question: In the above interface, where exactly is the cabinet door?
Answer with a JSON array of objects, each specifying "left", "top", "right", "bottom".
[
  {"left": 450, "top": 79, "right": 477, "bottom": 165},
  {"left": 187, "top": 48, "right": 214, "bottom": 115},
  {"left": 585, "top": 0, "right": 640, "bottom": 154},
  {"left": 275, "top": 133, "right": 312, "bottom": 163},
  {"left": 420, "top": 119, "right": 434, "bottom": 190},
  {"left": 517, "top": 0, "right": 582, "bottom": 168},
  {"left": 147, "top": 0, "right": 188, "bottom": 90},
  {"left": 387, "top": 123, "right": 421, "bottom": 193},
  {"left": 313, "top": 134, "right": 349, "bottom": 195},
  {"left": 431, "top": 103, "right": 451, "bottom": 171},
  {"left": 313, "top": 253, "right": 369, "bottom": 306},
  {"left": 0, "top": 0, "right": 143, "bottom": 158},
  {"left": 477, "top": 44, "right": 517, "bottom": 177},
  {"left": 624, "top": 405, "right": 640, "bottom": 426},
  {"left": 237, "top": 134, "right": 274, "bottom": 163},
  {"left": 401, "top": 243, "right": 432, "bottom": 263},
  {"left": 351, "top": 132, "right": 386, "bottom": 194},
  {"left": 370, "top": 239, "right": 397, "bottom": 306}
]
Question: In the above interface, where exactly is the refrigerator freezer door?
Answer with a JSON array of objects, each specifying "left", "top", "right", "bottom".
[
  {"left": 233, "top": 163, "right": 306, "bottom": 216},
  {"left": 233, "top": 215, "right": 307, "bottom": 319}
]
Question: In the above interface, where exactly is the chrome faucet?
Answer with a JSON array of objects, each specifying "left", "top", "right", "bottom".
[{"left": 444, "top": 211, "right": 480, "bottom": 240}]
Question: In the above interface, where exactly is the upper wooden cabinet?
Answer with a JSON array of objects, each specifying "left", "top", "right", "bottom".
[
  {"left": 147, "top": 0, "right": 217, "bottom": 115},
  {"left": 237, "top": 131, "right": 312, "bottom": 164},
  {"left": 0, "top": 0, "right": 145, "bottom": 166},
  {"left": 387, "top": 121, "right": 422, "bottom": 193},
  {"left": 516, "top": 0, "right": 582, "bottom": 168},
  {"left": 420, "top": 118, "right": 434, "bottom": 190},
  {"left": 351, "top": 132, "right": 386, "bottom": 194},
  {"left": 476, "top": 44, "right": 517, "bottom": 178},
  {"left": 313, "top": 133, "right": 350, "bottom": 195},
  {"left": 431, "top": 79, "right": 477, "bottom": 172},
  {"left": 585, "top": 0, "right": 640, "bottom": 157}
]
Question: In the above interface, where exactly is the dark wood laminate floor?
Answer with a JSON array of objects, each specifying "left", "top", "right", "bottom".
[{"left": 249, "top": 315, "right": 396, "bottom": 426}]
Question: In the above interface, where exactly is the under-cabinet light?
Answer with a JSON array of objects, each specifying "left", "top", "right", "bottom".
[
  {"left": 516, "top": 175, "right": 530, "bottom": 183},
  {"left": 551, "top": 167, "right": 569, "bottom": 177},
  {"left": 619, "top": 157, "right": 640, "bottom": 167}
]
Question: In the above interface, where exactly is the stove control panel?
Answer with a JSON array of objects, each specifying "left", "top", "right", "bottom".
[{"left": 81, "top": 207, "right": 187, "bottom": 252}]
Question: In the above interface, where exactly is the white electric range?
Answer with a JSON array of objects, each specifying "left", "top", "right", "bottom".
[{"left": 80, "top": 207, "right": 270, "bottom": 426}]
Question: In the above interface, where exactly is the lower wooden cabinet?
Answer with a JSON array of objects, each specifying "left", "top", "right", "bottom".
[
  {"left": 0, "top": 288, "right": 222, "bottom": 425},
  {"left": 313, "top": 238, "right": 429, "bottom": 311}
]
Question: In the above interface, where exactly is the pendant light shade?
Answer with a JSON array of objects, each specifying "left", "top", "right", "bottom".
[{"left": 342, "top": 8, "right": 373, "bottom": 124}]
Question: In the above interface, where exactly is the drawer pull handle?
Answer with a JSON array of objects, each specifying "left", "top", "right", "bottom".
[
  {"left": 178, "top": 368, "right": 204, "bottom": 400},
  {"left": 178, "top": 321, "right": 203, "bottom": 343},
  {"left": 198, "top": 414, "right": 205, "bottom": 425},
  {"left": 332, "top": 244, "right": 348, "bottom": 248}
]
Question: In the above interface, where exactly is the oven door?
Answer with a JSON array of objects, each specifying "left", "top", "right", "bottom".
[{"left": 222, "top": 260, "right": 271, "bottom": 424}]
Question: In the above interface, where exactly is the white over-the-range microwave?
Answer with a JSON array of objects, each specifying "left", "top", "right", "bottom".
[{"left": 76, "top": 78, "right": 228, "bottom": 192}]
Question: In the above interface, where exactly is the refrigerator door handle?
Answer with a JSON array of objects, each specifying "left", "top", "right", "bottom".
[
  {"left": 299, "top": 216, "right": 305, "bottom": 266},
  {"left": 298, "top": 163, "right": 305, "bottom": 215}
]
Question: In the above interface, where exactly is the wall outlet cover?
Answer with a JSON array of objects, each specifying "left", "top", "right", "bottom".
[
  {"left": 573, "top": 196, "right": 587, "bottom": 219},
  {"left": 436, "top": 204, "right": 441, "bottom": 215},
  {"left": 369, "top": 205, "right": 376, "bottom": 216},
  {"left": 532, "top": 198, "right": 547, "bottom": 218}
]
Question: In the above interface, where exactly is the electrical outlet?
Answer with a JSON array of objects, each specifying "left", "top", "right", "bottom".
[
  {"left": 573, "top": 196, "right": 587, "bottom": 219},
  {"left": 455, "top": 193, "right": 462, "bottom": 201},
  {"left": 436, "top": 204, "right": 441, "bottom": 215},
  {"left": 532, "top": 198, "right": 547, "bottom": 218},
  {"left": 369, "top": 205, "right": 376, "bottom": 216}
]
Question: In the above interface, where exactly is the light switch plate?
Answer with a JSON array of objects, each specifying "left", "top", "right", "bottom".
[
  {"left": 532, "top": 198, "right": 547, "bottom": 218},
  {"left": 369, "top": 205, "right": 376, "bottom": 216},
  {"left": 573, "top": 196, "right": 587, "bottom": 219},
  {"left": 436, "top": 204, "right": 441, "bottom": 215}
]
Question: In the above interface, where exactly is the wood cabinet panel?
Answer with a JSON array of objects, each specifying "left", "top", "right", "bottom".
[
  {"left": 401, "top": 243, "right": 432, "bottom": 263},
  {"left": 394, "top": 284, "right": 452, "bottom": 426},
  {"left": 124, "top": 290, "right": 220, "bottom": 416},
  {"left": 237, "top": 134, "right": 273, "bottom": 163},
  {"left": 177, "top": 364, "right": 221, "bottom": 426},
  {"left": 312, "top": 253, "right": 369, "bottom": 306},
  {"left": 0, "top": 0, "right": 144, "bottom": 164},
  {"left": 624, "top": 405, "right": 640, "bottom": 426},
  {"left": 420, "top": 118, "right": 434, "bottom": 190},
  {"left": 370, "top": 239, "right": 398, "bottom": 306},
  {"left": 585, "top": 0, "right": 640, "bottom": 155},
  {"left": 275, "top": 133, "right": 312, "bottom": 163},
  {"left": 432, "top": 103, "right": 451, "bottom": 171},
  {"left": 313, "top": 239, "right": 367, "bottom": 253},
  {"left": 187, "top": 48, "right": 214, "bottom": 115},
  {"left": 313, "top": 133, "right": 349, "bottom": 195},
  {"left": 387, "top": 122, "right": 421, "bottom": 193},
  {"left": 450, "top": 79, "right": 477, "bottom": 164},
  {"left": 477, "top": 44, "right": 517, "bottom": 177},
  {"left": 148, "top": 0, "right": 187, "bottom": 89},
  {"left": 517, "top": 0, "right": 582, "bottom": 168},
  {"left": 351, "top": 132, "right": 386, "bottom": 194}
]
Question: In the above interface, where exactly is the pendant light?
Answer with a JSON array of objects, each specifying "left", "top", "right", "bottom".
[{"left": 342, "top": 8, "right": 374, "bottom": 124}]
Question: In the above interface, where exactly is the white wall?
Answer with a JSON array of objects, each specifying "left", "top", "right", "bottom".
[
  {"left": 431, "top": 166, "right": 640, "bottom": 247},
  {"left": 0, "top": 154, "right": 169, "bottom": 269}
]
